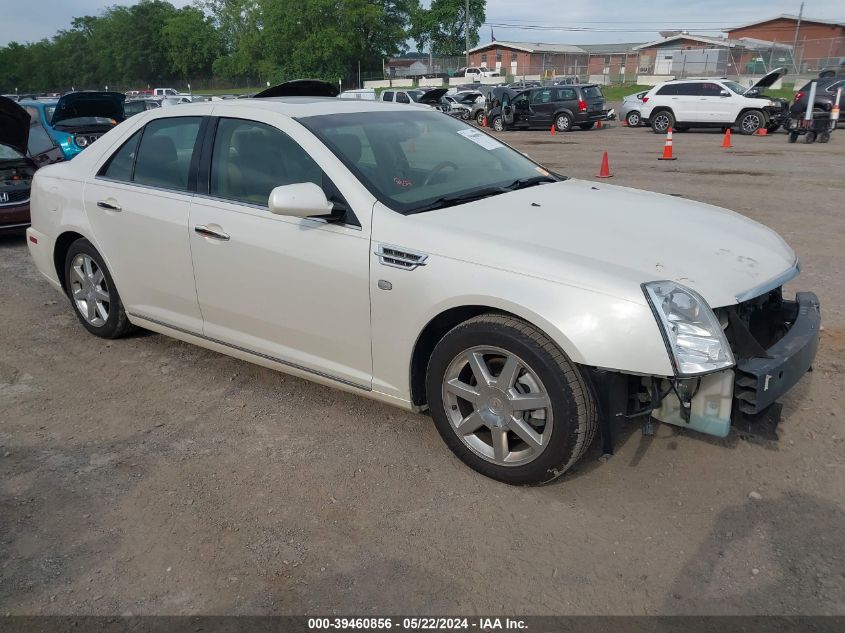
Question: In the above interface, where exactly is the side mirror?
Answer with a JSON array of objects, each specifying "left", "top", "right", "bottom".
[
  {"left": 268, "top": 183, "right": 333, "bottom": 219},
  {"left": 720, "top": 90, "right": 731, "bottom": 97}
]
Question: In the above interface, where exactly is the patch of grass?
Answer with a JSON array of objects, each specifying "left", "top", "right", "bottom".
[{"left": 599, "top": 85, "right": 652, "bottom": 101}]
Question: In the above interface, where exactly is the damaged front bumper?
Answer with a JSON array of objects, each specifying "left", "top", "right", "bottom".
[{"left": 593, "top": 290, "right": 821, "bottom": 448}]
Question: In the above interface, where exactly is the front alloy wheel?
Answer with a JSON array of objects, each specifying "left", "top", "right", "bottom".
[
  {"left": 442, "top": 346, "right": 553, "bottom": 467},
  {"left": 426, "top": 314, "right": 597, "bottom": 485},
  {"left": 738, "top": 110, "right": 765, "bottom": 135}
]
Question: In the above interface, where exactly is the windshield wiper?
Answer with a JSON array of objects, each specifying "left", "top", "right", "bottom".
[
  {"left": 408, "top": 176, "right": 558, "bottom": 214},
  {"left": 501, "top": 175, "right": 558, "bottom": 191}
]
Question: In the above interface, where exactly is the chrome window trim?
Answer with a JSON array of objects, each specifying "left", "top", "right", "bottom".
[
  {"left": 735, "top": 258, "right": 801, "bottom": 303},
  {"left": 127, "top": 312, "right": 371, "bottom": 391}
]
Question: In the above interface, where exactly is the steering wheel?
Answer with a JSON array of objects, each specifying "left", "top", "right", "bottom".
[{"left": 423, "top": 161, "right": 459, "bottom": 187}]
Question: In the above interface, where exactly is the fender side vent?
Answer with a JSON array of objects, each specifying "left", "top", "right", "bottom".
[{"left": 375, "top": 244, "right": 429, "bottom": 271}]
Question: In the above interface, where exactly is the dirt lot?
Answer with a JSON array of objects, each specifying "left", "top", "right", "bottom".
[{"left": 1, "top": 123, "right": 844, "bottom": 616}]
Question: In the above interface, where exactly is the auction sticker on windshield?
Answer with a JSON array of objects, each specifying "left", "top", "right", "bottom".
[{"left": 457, "top": 128, "right": 504, "bottom": 150}]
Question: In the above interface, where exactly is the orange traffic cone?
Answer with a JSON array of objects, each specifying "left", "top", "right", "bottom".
[
  {"left": 596, "top": 120, "right": 603, "bottom": 129},
  {"left": 550, "top": 122, "right": 556, "bottom": 136},
  {"left": 596, "top": 151, "right": 613, "bottom": 178},
  {"left": 658, "top": 127, "right": 677, "bottom": 160},
  {"left": 482, "top": 114, "right": 487, "bottom": 127},
  {"left": 721, "top": 128, "right": 733, "bottom": 148},
  {"left": 621, "top": 118, "right": 628, "bottom": 127},
  {"left": 756, "top": 126, "right": 768, "bottom": 136}
]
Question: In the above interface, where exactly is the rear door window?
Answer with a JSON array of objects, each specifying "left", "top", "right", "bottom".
[
  {"left": 98, "top": 130, "right": 142, "bottom": 182},
  {"left": 656, "top": 84, "right": 679, "bottom": 96},
  {"left": 382, "top": 91, "right": 394, "bottom": 102},
  {"left": 676, "top": 83, "right": 703, "bottom": 96},
  {"left": 555, "top": 88, "right": 576, "bottom": 101},
  {"left": 396, "top": 92, "right": 411, "bottom": 104},
  {"left": 133, "top": 117, "right": 202, "bottom": 191}
]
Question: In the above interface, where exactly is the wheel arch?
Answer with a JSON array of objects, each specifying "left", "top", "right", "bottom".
[
  {"left": 553, "top": 108, "right": 576, "bottom": 121},
  {"left": 408, "top": 303, "right": 582, "bottom": 408},
  {"left": 53, "top": 230, "right": 88, "bottom": 294},
  {"left": 737, "top": 107, "right": 769, "bottom": 122}
]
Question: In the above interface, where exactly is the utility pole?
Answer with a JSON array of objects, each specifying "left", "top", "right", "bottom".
[
  {"left": 465, "top": 0, "right": 470, "bottom": 66},
  {"left": 791, "top": 2, "right": 804, "bottom": 74}
]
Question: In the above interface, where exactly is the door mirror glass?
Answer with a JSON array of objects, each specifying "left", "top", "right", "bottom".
[
  {"left": 720, "top": 90, "right": 731, "bottom": 97},
  {"left": 268, "top": 182, "right": 333, "bottom": 219}
]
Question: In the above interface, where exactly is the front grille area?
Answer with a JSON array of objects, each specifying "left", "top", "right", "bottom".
[{"left": 0, "top": 188, "right": 30, "bottom": 205}]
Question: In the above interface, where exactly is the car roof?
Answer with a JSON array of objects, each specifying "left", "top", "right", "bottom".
[{"left": 142, "top": 96, "right": 435, "bottom": 118}]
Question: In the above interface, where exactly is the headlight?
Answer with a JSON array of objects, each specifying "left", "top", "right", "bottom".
[
  {"left": 75, "top": 135, "right": 89, "bottom": 148},
  {"left": 643, "top": 281, "right": 735, "bottom": 376}
]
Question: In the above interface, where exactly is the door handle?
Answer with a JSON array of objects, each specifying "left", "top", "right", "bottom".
[
  {"left": 97, "top": 200, "right": 121, "bottom": 212},
  {"left": 194, "top": 225, "right": 230, "bottom": 241}
]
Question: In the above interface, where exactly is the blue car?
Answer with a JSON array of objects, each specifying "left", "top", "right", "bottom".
[{"left": 17, "top": 91, "right": 126, "bottom": 160}]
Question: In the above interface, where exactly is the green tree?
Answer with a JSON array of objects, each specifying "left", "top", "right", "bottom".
[
  {"left": 412, "top": 0, "right": 485, "bottom": 57},
  {"left": 163, "top": 7, "right": 223, "bottom": 80}
]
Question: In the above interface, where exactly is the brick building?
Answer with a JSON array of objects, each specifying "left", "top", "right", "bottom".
[{"left": 725, "top": 15, "right": 845, "bottom": 71}]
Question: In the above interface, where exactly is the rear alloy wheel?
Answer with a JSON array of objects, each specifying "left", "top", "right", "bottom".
[
  {"left": 554, "top": 113, "right": 572, "bottom": 132},
  {"left": 626, "top": 111, "right": 640, "bottom": 127},
  {"left": 426, "top": 314, "right": 597, "bottom": 485},
  {"left": 476, "top": 111, "right": 485, "bottom": 126},
  {"left": 492, "top": 116, "right": 504, "bottom": 132},
  {"left": 65, "top": 239, "right": 134, "bottom": 339},
  {"left": 651, "top": 110, "right": 674, "bottom": 133},
  {"left": 737, "top": 109, "right": 765, "bottom": 135}
]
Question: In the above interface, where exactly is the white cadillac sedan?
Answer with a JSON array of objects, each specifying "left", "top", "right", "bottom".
[{"left": 26, "top": 97, "right": 820, "bottom": 485}]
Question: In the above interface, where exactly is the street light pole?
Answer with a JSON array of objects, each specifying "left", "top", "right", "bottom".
[
  {"left": 791, "top": 2, "right": 804, "bottom": 74},
  {"left": 465, "top": 0, "right": 470, "bottom": 66}
]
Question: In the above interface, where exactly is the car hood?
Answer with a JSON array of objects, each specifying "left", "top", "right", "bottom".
[
  {"left": 418, "top": 88, "right": 448, "bottom": 104},
  {"left": 751, "top": 66, "right": 787, "bottom": 90},
  {"left": 409, "top": 179, "right": 796, "bottom": 308},
  {"left": 0, "top": 95, "right": 30, "bottom": 155},
  {"left": 254, "top": 80, "right": 340, "bottom": 98},
  {"left": 52, "top": 91, "right": 126, "bottom": 124}
]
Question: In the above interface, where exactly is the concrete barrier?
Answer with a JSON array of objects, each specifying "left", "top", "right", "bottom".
[
  {"left": 363, "top": 79, "right": 414, "bottom": 89},
  {"left": 637, "top": 75, "right": 675, "bottom": 86},
  {"left": 419, "top": 77, "right": 446, "bottom": 87}
]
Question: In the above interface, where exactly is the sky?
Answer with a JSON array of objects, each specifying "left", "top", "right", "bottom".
[{"left": 1, "top": 0, "right": 843, "bottom": 47}]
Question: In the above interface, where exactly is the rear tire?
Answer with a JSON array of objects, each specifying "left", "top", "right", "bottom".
[
  {"left": 651, "top": 110, "right": 674, "bottom": 134},
  {"left": 492, "top": 116, "right": 504, "bottom": 132},
  {"left": 578, "top": 122, "right": 595, "bottom": 130},
  {"left": 788, "top": 131, "right": 799, "bottom": 143},
  {"left": 475, "top": 111, "right": 485, "bottom": 126},
  {"left": 64, "top": 238, "right": 134, "bottom": 339},
  {"left": 425, "top": 314, "right": 597, "bottom": 486},
  {"left": 554, "top": 113, "right": 572, "bottom": 132},
  {"left": 625, "top": 111, "right": 640, "bottom": 127}
]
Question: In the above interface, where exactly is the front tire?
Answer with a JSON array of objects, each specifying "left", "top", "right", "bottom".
[
  {"left": 737, "top": 109, "right": 765, "bottom": 135},
  {"left": 475, "top": 111, "right": 485, "bottom": 126},
  {"left": 626, "top": 111, "right": 640, "bottom": 127},
  {"left": 64, "top": 238, "right": 134, "bottom": 339},
  {"left": 425, "top": 314, "right": 597, "bottom": 486}
]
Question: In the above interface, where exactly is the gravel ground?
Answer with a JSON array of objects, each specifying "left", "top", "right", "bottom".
[{"left": 1, "top": 122, "right": 843, "bottom": 616}]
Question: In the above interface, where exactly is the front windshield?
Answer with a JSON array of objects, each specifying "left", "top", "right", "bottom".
[
  {"left": 300, "top": 110, "right": 558, "bottom": 214},
  {"left": 722, "top": 81, "right": 747, "bottom": 95}
]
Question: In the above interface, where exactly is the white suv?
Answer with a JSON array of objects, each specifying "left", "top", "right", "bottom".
[{"left": 640, "top": 68, "right": 788, "bottom": 135}]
